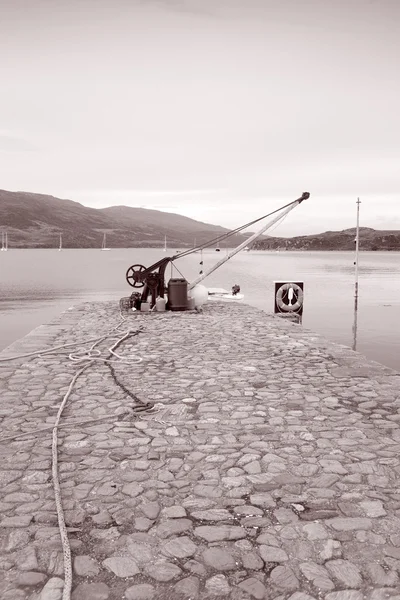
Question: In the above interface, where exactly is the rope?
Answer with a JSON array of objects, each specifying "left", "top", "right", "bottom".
[
  {"left": 0, "top": 310, "right": 131, "bottom": 363},
  {"left": 0, "top": 334, "right": 116, "bottom": 363},
  {"left": 0, "top": 313, "right": 149, "bottom": 600},
  {"left": 68, "top": 329, "right": 143, "bottom": 364},
  {"left": 0, "top": 410, "right": 153, "bottom": 443},
  {"left": 53, "top": 325, "right": 149, "bottom": 600},
  {"left": 52, "top": 364, "right": 89, "bottom": 600}
]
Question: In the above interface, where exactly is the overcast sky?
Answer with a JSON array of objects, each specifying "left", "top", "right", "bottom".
[{"left": 1, "top": 0, "right": 399, "bottom": 235}]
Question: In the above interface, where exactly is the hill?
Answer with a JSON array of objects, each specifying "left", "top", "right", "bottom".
[
  {"left": 0, "top": 190, "right": 250, "bottom": 249},
  {"left": 253, "top": 227, "right": 400, "bottom": 251}
]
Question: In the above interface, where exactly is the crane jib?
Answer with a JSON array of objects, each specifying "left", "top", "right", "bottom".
[{"left": 124, "top": 192, "right": 310, "bottom": 307}]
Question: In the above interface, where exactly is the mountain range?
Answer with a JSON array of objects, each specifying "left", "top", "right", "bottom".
[
  {"left": 0, "top": 189, "right": 250, "bottom": 249},
  {"left": 1, "top": 189, "right": 399, "bottom": 251}
]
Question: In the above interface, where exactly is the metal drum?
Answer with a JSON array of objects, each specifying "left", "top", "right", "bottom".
[{"left": 167, "top": 278, "right": 188, "bottom": 311}]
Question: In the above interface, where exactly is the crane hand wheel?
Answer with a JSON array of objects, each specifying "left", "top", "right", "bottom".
[
  {"left": 276, "top": 282, "right": 303, "bottom": 312},
  {"left": 126, "top": 264, "right": 147, "bottom": 288}
]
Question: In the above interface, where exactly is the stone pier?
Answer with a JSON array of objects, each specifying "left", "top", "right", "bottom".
[{"left": 0, "top": 301, "right": 400, "bottom": 600}]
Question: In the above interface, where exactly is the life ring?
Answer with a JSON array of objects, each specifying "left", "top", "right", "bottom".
[{"left": 276, "top": 282, "right": 303, "bottom": 313}]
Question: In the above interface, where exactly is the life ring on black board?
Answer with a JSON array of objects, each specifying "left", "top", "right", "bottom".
[{"left": 276, "top": 283, "right": 303, "bottom": 312}]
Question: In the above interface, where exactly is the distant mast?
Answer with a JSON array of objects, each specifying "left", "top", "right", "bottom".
[
  {"left": 1, "top": 231, "right": 8, "bottom": 252},
  {"left": 59, "top": 233, "right": 62, "bottom": 252},
  {"left": 101, "top": 233, "right": 110, "bottom": 251},
  {"left": 352, "top": 198, "right": 361, "bottom": 351},
  {"left": 163, "top": 235, "right": 167, "bottom": 252}
]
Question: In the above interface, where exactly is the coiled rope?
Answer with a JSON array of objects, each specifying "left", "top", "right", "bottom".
[{"left": 0, "top": 314, "right": 149, "bottom": 600}]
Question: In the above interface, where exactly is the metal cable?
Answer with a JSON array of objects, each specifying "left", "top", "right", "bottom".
[{"left": 173, "top": 197, "right": 301, "bottom": 259}]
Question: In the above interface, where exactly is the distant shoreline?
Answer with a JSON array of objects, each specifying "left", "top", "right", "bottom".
[{"left": 2, "top": 247, "right": 399, "bottom": 252}]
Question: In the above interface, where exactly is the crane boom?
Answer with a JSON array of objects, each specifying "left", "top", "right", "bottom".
[{"left": 188, "top": 192, "right": 309, "bottom": 290}]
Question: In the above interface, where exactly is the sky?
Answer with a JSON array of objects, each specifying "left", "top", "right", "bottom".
[{"left": 1, "top": 0, "right": 399, "bottom": 236}]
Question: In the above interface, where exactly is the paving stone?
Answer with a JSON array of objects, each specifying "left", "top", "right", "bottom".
[
  {"left": 383, "top": 545, "right": 400, "bottom": 559},
  {"left": 173, "top": 576, "right": 200, "bottom": 598},
  {"left": 74, "top": 555, "right": 101, "bottom": 576},
  {"left": 126, "top": 540, "right": 156, "bottom": 565},
  {"left": 191, "top": 509, "right": 234, "bottom": 521},
  {"left": 325, "top": 559, "right": 363, "bottom": 587},
  {"left": 203, "top": 548, "right": 237, "bottom": 570},
  {"left": 156, "top": 518, "right": 193, "bottom": 538},
  {"left": 233, "top": 505, "right": 264, "bottom": 516},
  {"left": 122, "top": 483, "right": 144, "bottom": 497},
  {"left": 71, "top": 582, "right": 110, "bottom": 600},
  {"left": 368, "top": 590, "right": 400, "bottom": 600},
  {"left": 0, "top": 470, "right": 23, "bottom": 486},
  {"left": 19, "top": 546, "right": 39, "bottom": 570},
  {"left": 140, "top": 501, "right": 161, "bottom": 519},
  {"left": 184, "top": 559, "right": 207, "bottom": 577},
  {"left": 162, "top": 505, "right": 187, "bottom": 518},
  {"left": 299, "top": 561, "right": 335, "bottom": 591},
  {"left": 193, "top": 484, "right": 222, "bottom": 498},
  {"left": 92, "top": 511, "right": 113, "bottom": 525},
  {"left": 161, "top": 536, "right": 197, "bottom": 558},
  {"left": 258, "top": 545, "right": 288, "bottom": 562},
  {"left": 241, "top": 551, "right": 264, "bottom": 570},
  {"left": 366, "top": 563, "right": 398, "bottom": 586},
  {"left": 303, "top": 522, "right": 328, "bottom": 540},
  {"left": 193, "top": 525, "right": 247, "bottom": 542},
  {"left": 270, "top": 565, "right": 299, "bottom": 590},
  {"left": 38, "top": 577, "right": 64, "bottom": 600},
  {"left": 3, "top": 492, "right": 38, "bottom": 503},
  {"left": 1, "top": 529, "right": 30, "bottom": 551},
  {"left": 327, "top": 518, "right": 372, "bottom": 531},
  {"left": 146, "top": 561, "right": 182, "bottom": 581},
  {"left": 102, "top": 556, "right": 140, "bottom": 577},
  {"left": 238, "top": 577, "right": 267, "bottom": 599},
  {"left": 360, "top": 500, "right": 387, "bottom": 518},
  {"left": 125, "top": 584, "right": 155, "bottom": 600},
  {"left": 205, "top": 574, "right": 231, "bottom": 596},
  {"left": 325, "top": 593, "right": 363, "bottom": 600},
  {"left": 0, "top": 515, "right": 33, "bottom": 527},
  {"left": 293, "top": 464, "right": 319, "bottom": 476},
  {"left": 320, "top": 538, "right": 342, "bottom": 560},
  {"left": 250, "top": 492, "right": 276, "bottom": 508},
  {"left": 274, "top": 507, "right": 299, "bottom": 524},
  {"left": 17, "top": 571, "right": 47, "bottom": 586}
]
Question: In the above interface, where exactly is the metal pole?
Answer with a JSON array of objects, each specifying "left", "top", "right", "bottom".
[
  {"left": 188, "top": 200, "right": 301, "bottom": 290},
  {"left": 352, "top": 198, "right": 361, "bottom": 351}
]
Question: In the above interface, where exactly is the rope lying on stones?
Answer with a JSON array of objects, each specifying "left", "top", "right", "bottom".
[
  {"left": 0, "top": 315, "right": 152, "bottom": 600},
  {"left": 106, "top": 331, "right": 155, "bottom": 413},
  {"left": 52, "top": 364, "right": 90, "bottom": 600},
  {"left": 53, "top": 325, "right": 152, "bottom": 600},
  {"left": 0, "top": 327, "right": 155, "bottom": 445},
  {"left": 50, "top": 325, "right": 150, "bottom": 600},
  {"left": 0, "top": 410, "right": 152, "bottom": 443},
  {"left": 0, "top": 334, "right": 117, "bottom": 362}
]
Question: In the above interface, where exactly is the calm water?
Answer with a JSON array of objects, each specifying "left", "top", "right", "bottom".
[{"left": 0, "top": 249, "right": 399, "bottom": 372}]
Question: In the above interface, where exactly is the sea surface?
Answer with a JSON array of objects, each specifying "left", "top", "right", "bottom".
[{"left": 0, "top": 249, "right": 399, "bottom": 372}]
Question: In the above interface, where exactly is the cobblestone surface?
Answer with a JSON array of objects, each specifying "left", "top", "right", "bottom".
[{"left": 1, "top": 301, "right": 400, "bottom": 600}]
